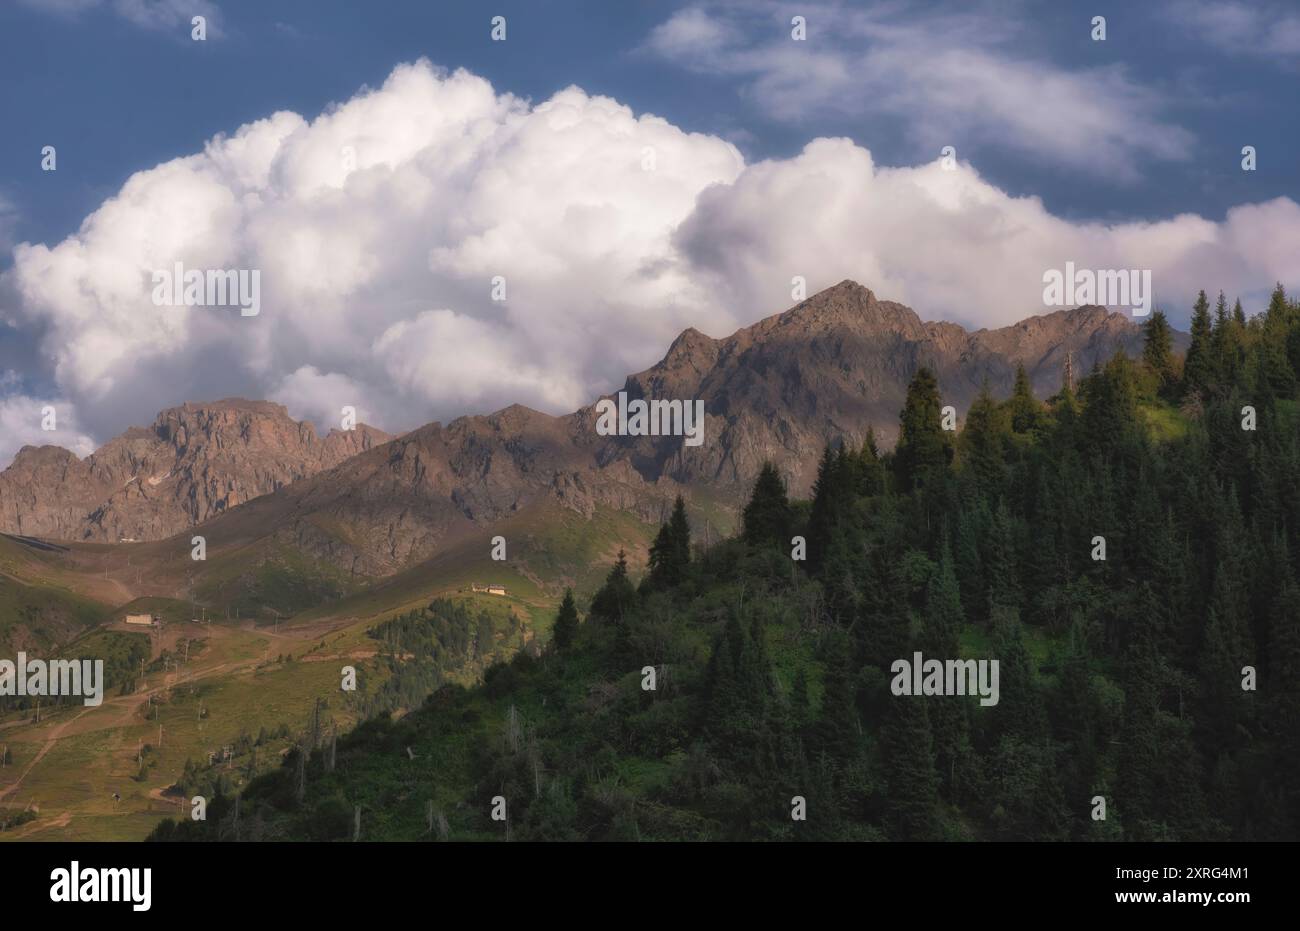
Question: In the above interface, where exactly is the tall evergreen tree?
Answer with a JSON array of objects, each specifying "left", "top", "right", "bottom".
[
  {"left": 1008, "top": 365, "right": 1041, "bottom": 434},
  {"left": 857, "top": 427, "right": 887, "bottom": 496},
  {"left": 880, "top": 697, "right": 941, "bottom": 840},
  {"left": 812, "top": 633, "right": 860, "bottom": 762},
  {"left": 551, "top": 589, "right": 579, "bottom": 650},
  {"left": 742, "top": 462, "right": 792, "bottom": 550},
  {"left": 960, "top": 383, "right": 1007, "bottom": 490},
  {"left": 807, "top": 444, "right": 856, "bottom": 573},
  {"left": 1259, "top": 283, "right": 1296, "bottom": 395},
  {"left": 590, "top": 550, "right": 636, "bottom": 621},
  {"left": 895, "top": 367, "right": 951, "bottom": 491},
  {"left": 921, "top": 548, "right": 971, "bottom": 794},
  {"left": 1184, "top": 290, "right": 1214, "bottom": 397},
  {"left": 646, "top": 496, "right": 692, "bottom": 590},
  {"left": 1142, "top": 309, "right": 1176, "bottom": 392}
]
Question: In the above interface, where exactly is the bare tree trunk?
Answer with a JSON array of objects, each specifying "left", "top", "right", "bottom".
[{"left": 310, "top": 698, "right": 321, "bottom": 751}]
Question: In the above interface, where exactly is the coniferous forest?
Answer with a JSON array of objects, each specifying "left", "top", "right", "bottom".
[{"left": 151, "top": 286, "right": 1300, "bottom": 842}]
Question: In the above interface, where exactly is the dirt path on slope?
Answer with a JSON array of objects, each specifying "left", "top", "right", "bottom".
[{"left": 0, "top": 614, "right": 359, "bottom": 810}]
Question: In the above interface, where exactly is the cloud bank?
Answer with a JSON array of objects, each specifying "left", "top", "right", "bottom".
[
  {"left": 2, "top": 59, "right": 1298, "bottom": 466},
  {"left": 646, "top": 2, "right": 1193, "bottom": 181}
]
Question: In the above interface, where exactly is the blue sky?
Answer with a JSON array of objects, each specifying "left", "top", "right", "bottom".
[
  {"left": 2, "top": 0, "right": 1295, "bottom": 246},
  {"left": 0, "top": 0, "right": 1297, "bottom": 460}
]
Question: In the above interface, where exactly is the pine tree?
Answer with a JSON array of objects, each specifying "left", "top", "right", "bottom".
[
  {"left": 921, "top": 548, "right": 970, "bottom": 794},
  {"left": 1196, "top": 487, "right": 1256, "bottom": 749},
  {"left": 551, "top": 589, "right": 579, "bottom": 650},
  {"left": 1184, "top": 290, "right": 1214, "bottom": 397},
  {"left": 590, "top": 550, "right": 636, "bottom": 622},
  {"left": 807, "top": 444, "right": 857, "bottom": 574},
  {"left": 881, "top": 697, "right": 941, "bottom": 840},
  {"left": 812, "top": 634, "right": 860, "bottom": 761},
  {"left": 806, "top": 444, "right": 837, "bottom": 573},
  {"left": 1259, "top": 283, "right": 1296, "bottom": 396},
  {"left": 895, "top": 367, "right": 951, "bottom": 491},
  {"left": 646, "top": 496, "right": 691, "bottom": 590},
  {"left": 960, "top": 383, "right": 1006, "bottom": 489},
  {"left": 742, "top": 462, "right": 793, "bottom": 550},
  {"left": 703, "top": 611, "right": 771, "bottom": 760},
  {"left": 985, "top": 500, "right": 1021, "bottom": 613},
  {"left": 857, "top": 427, "right": 887, "bottom": 496},
  {"left": 1008, "top": 364, "right": 1040, "bottom": 434},
  {"left": 644, "top": 524, "right": 674, "bottom": 591},
  {"left": 1080, "top": 351, "right": 1140, "bottom": 453},
  {"left": 1142, "top": 309, "right": 1176, "bottom": 392},
  {"left": 1053, "top": 624, "right": 1099, "bottom": 818}
]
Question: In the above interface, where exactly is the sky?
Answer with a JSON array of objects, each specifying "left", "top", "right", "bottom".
[{"left": 0, "top": 0, "right": 1297, "bottom": 465}]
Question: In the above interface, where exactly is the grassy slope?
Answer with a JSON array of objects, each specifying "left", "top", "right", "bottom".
[
  {"left": 0, "top": 496, "right": 664, "bottom": 839},
  {"left": 0, "top": 535, "right": 111, "bottom": 655}
]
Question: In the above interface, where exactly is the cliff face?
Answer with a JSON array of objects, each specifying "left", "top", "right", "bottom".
[
  {"left": 588, "top": 281, "right": 1170, "bottom": 495},
  {"left": 0, "top": 399, "right": 390, "bottom": 542},
  {"left": 0, "top": 282, "right": 1176, "bottom": 570}
]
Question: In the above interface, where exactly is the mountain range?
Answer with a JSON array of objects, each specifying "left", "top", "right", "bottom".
[{"left": 0, "top": 282, "right": 1179, "bottom": 578}]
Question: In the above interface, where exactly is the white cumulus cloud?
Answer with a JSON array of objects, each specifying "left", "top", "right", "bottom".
[
  {"left": 1, "top": 59, "right": 1298, "bottom": 467},
  {"left": 0, "top": 374, "right": 97, "bottom": 466}
]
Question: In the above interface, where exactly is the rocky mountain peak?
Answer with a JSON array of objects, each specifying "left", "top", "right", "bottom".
[
  {"left": 0, "top": 398, "right": 390, "bottom": 542},
  {"left": 0, "top": 282, "right": 1182, "bottom": 556}
]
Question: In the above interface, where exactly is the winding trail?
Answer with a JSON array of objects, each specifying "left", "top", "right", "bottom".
[{"left": 0, "top": 615, "right": 361, "bottom": 837}]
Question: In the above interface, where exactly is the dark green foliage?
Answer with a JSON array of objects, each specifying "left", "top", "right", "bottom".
[
  {"left": 1008, "top": 365, "right": 1041, "bottom": 435},
  {"left": 894, "top": 367, "right": 952, "bottom": 491},
  {"left": 645, "top": 496, "right": 692, "bottom": 591},
  {"left": 880, "top": 697, "right": 941, "bottom": 840},
  {"left": 1184, "top": 289, "right": 1214, "bottom": 397},
  {"left": 168, "top": 280, "right": 1300, "bottom": 843},
  {"left": 742, "top": 462, "right": 793, "bottom": 550},
  {"left": 551, "top": 589, "right": 579, "bottom": 650},
  {"left": 590, "top": 549, "right": 636, "bottom": 621},
  {"left": 1142, "top": 309, "right": 1177, "bottom": 393}
]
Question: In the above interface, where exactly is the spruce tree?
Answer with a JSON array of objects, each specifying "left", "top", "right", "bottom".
[
  {"left": 895, "top": 367, "right": 951, "bottom": 491},
  {"left": 646, "top": 496, "right": 692, "bottom": 590},
  {"left": 1184, "top": 289, "right": 1214, "bottom": 397},
  {"left": 959, "top": 383, "right": 1006, "bottom": 490},
  {"left": 590, "top": 550, "right": 636, "bottom": 621},
  {"left": 1259, "top": 283, "right": 1296, "bottom": 395},
  {"left": 857, "top": 427, "right": 887, "bottom": 496},
  {"left": 807, "top": 444, "right": 854, "bottom": 573},
  {"left": 812, "top": 634, "right": 860, "bottom": 761},
  {"left": 881, "top": 697, "right": 941, "bottom": 840},
  {"left": 921, "top": 549, "right": 970, "bottom": 794},
  {"left": 1142, "top": 309, "right": 1176, "bottom": 392},
  {"left": 742, "top": 462, "right": 793, "bottom": 550},
  {"left": 1008, "top": 364, "right": 1040, "bottom": 434},
  {"left": 551, "top": 589, "right": 579, "bottom": 650}
]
